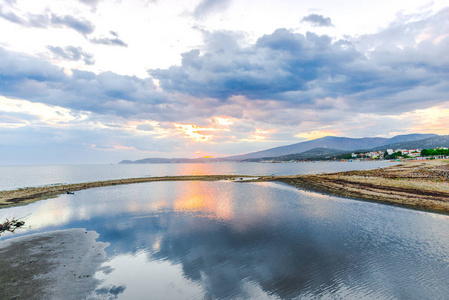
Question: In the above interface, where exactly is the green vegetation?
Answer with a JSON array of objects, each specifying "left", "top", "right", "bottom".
[
  {"left": 421, "top": 148, "right": 449, "bottom": 156},
  {"left": 384, "top": 151, "right": 402, "bottom": 160}
]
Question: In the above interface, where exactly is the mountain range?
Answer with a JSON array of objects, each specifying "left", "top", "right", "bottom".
[{"left": 119, "top": 133, "right": 447, "bottom": 164}]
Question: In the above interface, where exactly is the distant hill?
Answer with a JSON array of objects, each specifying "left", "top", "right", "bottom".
[
  {"left": 119, "top": 133, "right": 439, "bottom": 164},
  {"left": 371, "top": 135, "right": 449, "bottom": 151},
  {"left": 119, "top": 157, "right": 226, "bottom": 164},
  {"left": 242, "top": 148, "right": 349, "bottom": 162},
  {"left": 227, "top": 134, "right": 436, "bottom": 161},
  {"left": 243, "top": 135, "right": 447, "bottom": 162},
  {"left": 379, "top": 133, "right": 438, "bottom": 146}
]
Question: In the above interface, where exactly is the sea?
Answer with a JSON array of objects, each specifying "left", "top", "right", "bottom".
[{"left": 1, "top": 161, "right": 449, "bottom": 299}]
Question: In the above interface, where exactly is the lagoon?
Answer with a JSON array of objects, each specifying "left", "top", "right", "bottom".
[{"left": 1, "top": 177, "right": 449, "bottom": 299}]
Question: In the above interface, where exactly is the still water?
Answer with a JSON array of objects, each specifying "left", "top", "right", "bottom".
[
  {"left": 1, "top": 180, "right": 449, "bottom": 299},
  {"left": 0, "top": 161, "right": 396, "bottom": 190}
]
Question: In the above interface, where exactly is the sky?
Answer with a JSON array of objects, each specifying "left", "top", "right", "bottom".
[{"left": 0, "top": 0, "right": 448, "bottom": 165}]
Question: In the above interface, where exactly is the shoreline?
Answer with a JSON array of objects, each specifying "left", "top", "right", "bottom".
[
  {"left": 0, "top": 175, "right": 253, "bottom": 208},
  {"left": 260, "top": 159, "right": 449, "bottom": 214},
  {"left": 0, "top": 229, "right": 109, "bottom": 299},
  {"left": 1, "top": 160, "right": 448, "bottom": 214}
]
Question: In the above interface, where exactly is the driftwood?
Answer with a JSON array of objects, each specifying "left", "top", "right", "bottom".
[{"left": 0, "top": 218, "right": 25, "bottom": 235}]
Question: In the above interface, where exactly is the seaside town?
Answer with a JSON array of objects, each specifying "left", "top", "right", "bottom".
[
  {"left": 261, "top": 147, "right": 449, "bottom": 163},
  {"left": 350, "top": 147, "right": 449, "bottom": 161}
]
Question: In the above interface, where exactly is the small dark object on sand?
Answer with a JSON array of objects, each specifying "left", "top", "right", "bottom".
[{"left": 66, "top": 190, "right": 75, "bottom": 195}]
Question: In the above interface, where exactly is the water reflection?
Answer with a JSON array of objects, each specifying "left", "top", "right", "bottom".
[{"left": 1, "top": 181, "right": 449, "bottom": 299}]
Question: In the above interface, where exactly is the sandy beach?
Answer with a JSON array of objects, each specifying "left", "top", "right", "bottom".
[
  {"left": 262, "top": 159, "right": 449, "bottom": 214},
  {"left": 1, "top": 160, "right": 448, "bottom": 214}
]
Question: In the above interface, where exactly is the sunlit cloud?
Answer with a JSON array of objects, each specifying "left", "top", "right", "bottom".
[
  {"left": 174, "top": 123, "right": 218, "bottom": 142},
  {"left": 212, "top": 116, "right": 233, "bottom": 126},
  {"left": 408, "top": 105, "right": 449, "bottom": 135},
  {"left": 0, "top": 96, "right": 89, "bottom": 127},
  {"left": 295, "top": 130, "right": 337, "bottom": 140},
  {"left": 242, "top": 128, "right": 276, "bottom": 142}
]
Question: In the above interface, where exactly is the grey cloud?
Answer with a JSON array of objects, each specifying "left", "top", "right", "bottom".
[
  {"left": 136, "top": 124, "right": 154, "bottom": 131},
  {"left": 50, "top": 14, "right": 95, "bottom": 35},
  {"left": 149, "top": 8, "right": 449, "bottom": 115},
  {"left": 0, "top": 6, "right": 95, "bottom": 35},
  {"left": 0, "top": 47, "right": 165, "bottom": 118},
  {"left": 301, "top": 14, "right": 334, "bottom": 27},
  {"left": 192, "top": 0, "right": 232, "bottom": 20},
  {"left": 78, "top": 0, "right": 102, "bottom": 7},
  {"left": 90, "top": 31, "right": 128, "bottom": 47},
  {"left": 0, "top": 5, "right": 23, "bottom": 24},
  {"left": 149, "top": 29, "right": 361, "bottom": 101},
  {"left": 47, "top": 46, "right": 95, "bottom": 65},
  {"left": 90, "top": 37, "right": 128, "bottom": 47}
]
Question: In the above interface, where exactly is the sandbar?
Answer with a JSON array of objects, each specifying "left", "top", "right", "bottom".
[{"left": 1, "top": 160, "right": 448, "bottom": 214}]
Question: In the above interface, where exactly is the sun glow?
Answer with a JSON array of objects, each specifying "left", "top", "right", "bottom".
[
  {"left": 174, "top": 123, "right": 218, "bottom": 142},
  {"left": 213, "top": 117, "right": 233, "bottom": 126}
]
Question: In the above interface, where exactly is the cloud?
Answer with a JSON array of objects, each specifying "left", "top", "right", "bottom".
[
  {"left": 47, "top": 46, "right": 95, "bottom": 65},
  {"left": 0, "top": 47, "right": 165, "bottom": 118},
  {"left": 78, "top": 0, "right": 102, "bottom": 8},
  {"left": 90, "top": 31, "right": 128, "bottom": 47},
  {"left": 50, "top": 14, "right": 95, "bottom": 35},
  {"left": 0, "top": 5, "right": 95, "bottom": 35},
  {"left": 149, "top": 8, "right": 449, "bottom": 116},
  {"left": 1, "top": 8, "right": 449, "bottom": 160},
  {"left": 192, "top": 0, "right": 232, "bottom": 20},
  {"left": 301, "top": 14, "right": 334, "bottom": 27}
]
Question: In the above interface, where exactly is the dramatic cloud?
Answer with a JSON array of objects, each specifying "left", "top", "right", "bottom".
[
  {"left": 0, "top": 5, "right": 95, "bottom": 35},
  {"left": 192, "top": 0, "right": 232, "bottom": 20},
  {"left": 150, "top": 8, "right": 449, "bottom": 115},
  {"left": 47, "top": 45, "right": 95, "bottom": 65},
  {"left": 301, "top": 14, "right": 334, "bottom": 27},
  {"left": 90, "top": 31, "right": 128, "bottom": 47}
]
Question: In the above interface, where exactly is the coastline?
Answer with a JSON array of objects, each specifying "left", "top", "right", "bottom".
[
  {"left": 0, "top": 175, "right": 253, "bottom": 208},
  {"left": 261, "top": 159, "right": 449, "bottom": 214},
  {"left": 1, "top": 160, "right": 448, "bottom": 214}
]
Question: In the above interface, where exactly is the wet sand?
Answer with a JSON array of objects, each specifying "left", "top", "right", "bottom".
[
  {"left": 0, "top": 229, "right": 110, "bottom": 300},
  {"left": 1, "top": 160, "right": 448, "bottom": 214}
]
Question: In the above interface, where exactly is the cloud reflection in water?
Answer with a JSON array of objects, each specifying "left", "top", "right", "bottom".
[{"left": 2, "top": 181, "right": 449, "bottom": 299}]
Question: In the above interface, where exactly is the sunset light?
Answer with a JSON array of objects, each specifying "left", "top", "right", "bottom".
[
  {"left": 2, "top": 1, "right": 449, "bottom": 299},
  {"left": 0, "top": 0, "right": 447, "bottom": 164},
  {"left": 174, "top": 123, "right": 217, "bottom": 142}
]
